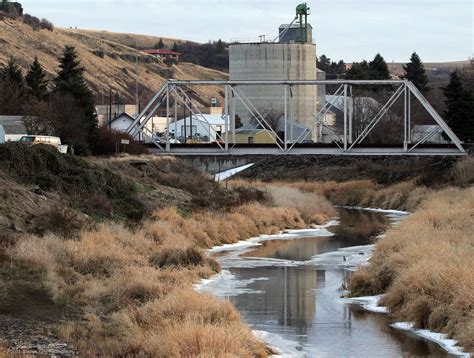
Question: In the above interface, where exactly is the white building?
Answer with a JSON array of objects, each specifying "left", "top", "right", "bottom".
[
  {"left": 169, "top": 114, "right": 227, "bottom": 142},
  {"left": 108, "top": 113, "right": 135, "bottom": 133},
  {"left": 0, "top": 116, "right": 28, "bottom": 143}
]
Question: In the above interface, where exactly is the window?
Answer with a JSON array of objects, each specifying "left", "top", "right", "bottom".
[
  {"left": 19, "top": 136, "right": 35, "bottom": 142},
  {"left": 248, "top": 136, "right": 254, "bottom": 144}
]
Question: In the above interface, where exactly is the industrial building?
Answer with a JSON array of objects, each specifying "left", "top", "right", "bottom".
[
  {"left": 230, "top": 128, "right": 276, "bottom": 144},
  {"left": 229, "top": 3, "right": 318, "bottom": 142}
]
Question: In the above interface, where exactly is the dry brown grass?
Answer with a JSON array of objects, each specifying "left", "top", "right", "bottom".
[
  {"left": 348, "top": 187, "right": 474, "bottom": 351},
  {"left": 231, "top": 178, "right": 426, "bottom": 212},
  {"left": 235, "top": 156, "right": 474, "bottom": 213},
  {"left": 8, "top": 183, "right": 334, "bottom": 356},
  {"left": 452, "top": 156, "right": 474, "bottom": 187}
]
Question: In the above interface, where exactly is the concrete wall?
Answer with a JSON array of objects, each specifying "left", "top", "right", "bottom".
[
  {"left": 181, "top": 155, "right": 263, "bottom": 174},
  {"left": 229, "top": 43, "right": 318, "bottom": 141}
]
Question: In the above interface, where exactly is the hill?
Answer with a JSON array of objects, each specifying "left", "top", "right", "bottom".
[
  {"left": 388, "top": 60, "right": 470, "bottom": 74},
  {"left": 64, "top": 28, "right": 192, "bottom": 50},
  {"left": 0, "top": 18, "right": 227, "bottom": 106}
]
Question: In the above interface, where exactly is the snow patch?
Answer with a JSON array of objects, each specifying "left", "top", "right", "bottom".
[
  {"left": 209, "top": 223, "right": 337, "bottom": 255},
  {"left": 339, "top": 206, "right": 410, "bottom": 216},
  {"left": 194, "top": 270, "right": 269, "bottom": 296},
  {"left": 344, "top": 295, "right": 389, "bottom": 313},
  {"left": 391, "top": 322, "right": 470, "bottom": 357},
  {"left": 214, "top": 163, "right": 255, "bottom": 182},
  {"left": 303, "top": 244, "right": 375, "bottom": 270},
  {"left": 253, "top": 330, "right": 303, "bottom": 357},
  {"left": 346, "top": 296, "right": 470, "bottom": 356}
]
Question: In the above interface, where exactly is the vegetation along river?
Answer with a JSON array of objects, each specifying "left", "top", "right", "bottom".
[{"left": 197, "top": 208, "right": 454, "bottom": 357}]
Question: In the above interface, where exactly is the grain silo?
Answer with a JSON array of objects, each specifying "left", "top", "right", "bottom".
[{"left": 229, "top": 3, "right": 318, "bottom": 141}]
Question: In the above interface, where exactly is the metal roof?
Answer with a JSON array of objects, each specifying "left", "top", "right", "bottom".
[
  {"left": 1, "top": 123, "right": 27, "bottom": 134},
  {"left": 235, "top": 128, "right": 273, "bottom": 135},
  {"left": 179, "top": 114, "right": 226, "bottom": 125},
  {"left": 0, "top": 115, "right": 25, "bottom": 125}
]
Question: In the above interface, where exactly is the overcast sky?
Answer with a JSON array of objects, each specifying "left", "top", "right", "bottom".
[{"left": 20, "top": 0, "right": 473, "bottom": 62}]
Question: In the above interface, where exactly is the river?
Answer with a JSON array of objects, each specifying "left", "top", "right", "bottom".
[{"left": 198, "top": 208, "right": 454, "bottom": 357}]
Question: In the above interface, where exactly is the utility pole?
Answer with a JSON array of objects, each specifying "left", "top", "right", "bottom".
[
  {"left": 135, "top": 38, "right": 139, "bottom": 118},
  {"left": 108, "top": 88, "right": 113, "bottom": 130},
  {"left": 184, "top": 100, "right": 187, "bottom": 144},
  {"left": 189, "top": 96, "right": 193, "bottom": 140}
]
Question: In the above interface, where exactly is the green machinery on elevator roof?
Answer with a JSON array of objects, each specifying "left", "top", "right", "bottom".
[{"left": 296, "top": 3, "right": 311, "bottom": 43}]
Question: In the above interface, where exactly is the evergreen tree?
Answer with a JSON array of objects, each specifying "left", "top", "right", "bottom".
[
  {"left": 154, "top": 38, "right": 165, "bottom": 50},
  {"left": 317, "top": 55, "right": 346, "bottom": 79},
  {"left": 172, "top": 42, "right": 179, "bottom": 52},
  {"left": 216, "top": 39, "right": 225, "bottom": 54},
  {"left": 54, "top": 45, "right": 99, "bottom": 153},
  {"left": 403, "top": 52, "right": 429, "bottom": 93},
  {"left": 25, "top": 56, "right": 49, "bottom": 100},
  {"left": 0, "top": 57, "right": 24, "bottom": 88},
  {"left": 346, "top": 60, "right": 371, "bottom": 80},
  {"left": 317, "top": 55, "right": 331, "bottom": 72},
  {"left": 443, "top": 71, "right": 474, "bottom": 142},
  {"left": 369, "top": 53, "right": 390, "bottom": 80}
]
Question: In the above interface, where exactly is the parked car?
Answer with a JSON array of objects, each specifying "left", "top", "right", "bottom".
[{"left": 19, "top": 135, "right": 68, "bottom": 154}]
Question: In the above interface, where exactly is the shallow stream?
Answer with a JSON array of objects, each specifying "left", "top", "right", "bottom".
[{"left": 198, "top": 208, "right": 453, "bottom": 357}]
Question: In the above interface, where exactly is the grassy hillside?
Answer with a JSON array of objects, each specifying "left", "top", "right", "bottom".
[
  {"left": 387, "top": 60, "right": 470, "bottom": 77},
  {"left": 64, "top": 28, "right": 190, "bottom": 50},
  {"left": 0, "top": 18, "right": 227, "bottom": 105}
]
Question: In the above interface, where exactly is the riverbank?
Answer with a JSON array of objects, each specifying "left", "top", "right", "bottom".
[
  {"left": 0, "top": 144, "right": 336, "bottom": 356},
  {"left": 348, "top": 187, "right": 474, "bottom": 354}
]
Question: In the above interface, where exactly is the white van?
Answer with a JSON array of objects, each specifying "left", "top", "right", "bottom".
[{"left": 19, "top": 135, "right": 68, "bottom": 154}]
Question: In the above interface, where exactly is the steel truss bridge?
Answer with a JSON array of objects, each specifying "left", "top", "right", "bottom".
[{"left": 127, "top": 80, "right": 467, "bottom": 156}]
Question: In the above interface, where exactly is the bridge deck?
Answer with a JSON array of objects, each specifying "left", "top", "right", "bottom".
[{"left": 149, "top": 143, "right": 468, "bottom": 156}]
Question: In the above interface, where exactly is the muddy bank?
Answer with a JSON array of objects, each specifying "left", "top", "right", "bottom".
[{"left": 239, "top": 155, "right": 460, "bottom": 186}]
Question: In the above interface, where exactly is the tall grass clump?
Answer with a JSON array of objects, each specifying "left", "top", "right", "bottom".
[{"left": 348, "top": 187, "right": 474, "bottom": 351}]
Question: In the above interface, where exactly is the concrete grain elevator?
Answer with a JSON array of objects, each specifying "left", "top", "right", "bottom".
[{"left": 229, "top": 3, "right": 318, "bottom": 141}]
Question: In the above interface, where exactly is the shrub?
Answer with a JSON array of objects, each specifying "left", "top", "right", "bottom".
[
  {"left": 32, "top": 205, "right": 86, "bottom": 237},
  {"left": 40, "top": 18, "right": 54, "bottom": 31},
  {"left": 150, "top": 247, "right": 208, "bottom": 268},
  {"left": 23, "top": 13, "right": 41, "bottom": 30},
  {"left": 96, "top": 127, "right": 149, "bottom": 156},
  {"left": 0, "top": 143, "right": 147, "bottom": 221}
]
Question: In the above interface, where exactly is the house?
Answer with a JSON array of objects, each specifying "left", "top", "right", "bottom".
[
  {"left": 169, "top": 114, "right": 227, "bottom": 142},
  {"left": 107, "top": 113, "right": 135, "bottom": 133},
  {"left": 231, "top": 127, "right": 277, "bottom": 144},
  {"left": 0, "top": 116, "right": 28, "bottom": 143},
  {"left": 143, "top": 49, "right": 180, "bottom": 61},
  {"left": 95, "top": 104, "right": 137, "bottom": 127}
]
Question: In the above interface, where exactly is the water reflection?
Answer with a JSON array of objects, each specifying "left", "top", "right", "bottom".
[
  {"left": 246, "top": 210, "right": 388, "bottom": 262},
  {"left": 212, "top": 209, "right": 451, "bottom": 357}
]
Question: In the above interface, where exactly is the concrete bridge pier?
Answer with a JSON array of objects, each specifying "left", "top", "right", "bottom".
[{"left": 180, "top": 155, "right": 263, "bottom": 174}]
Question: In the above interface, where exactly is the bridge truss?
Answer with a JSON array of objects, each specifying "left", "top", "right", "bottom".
[{"left": 127, "top": 80, "right": 467, "bottom": 156}]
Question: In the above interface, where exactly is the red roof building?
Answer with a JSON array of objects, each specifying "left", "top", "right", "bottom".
[{"left": 143, "top": 49, "right": 180, "bottom": 60}]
